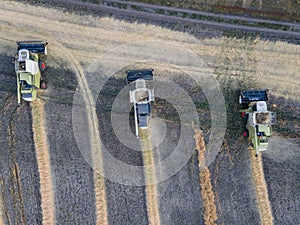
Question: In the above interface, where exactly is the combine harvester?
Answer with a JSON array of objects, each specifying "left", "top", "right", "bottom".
[
  {"left": 239, "top": 90, "right": 276, "bottom": 156},
  {"left": 127, "top": 69, "right": 154, "bottom": 138},
  {"left": 15, "top": 41, "right": 48, "bottom": 105}
]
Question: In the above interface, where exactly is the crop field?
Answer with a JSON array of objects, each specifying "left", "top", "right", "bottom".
[
  {"left": 0, "top": 1, "right": 299, "bottom": 225},
  {"left": 132, "top": 0, "right": 300, "bottom": 21}
]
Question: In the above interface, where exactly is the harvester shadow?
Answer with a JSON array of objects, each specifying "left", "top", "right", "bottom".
[{"left": 0, "top": 53, "right": 17, "bottom": 96}]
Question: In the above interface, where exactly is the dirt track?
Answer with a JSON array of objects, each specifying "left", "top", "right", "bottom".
[
  {"left": 0, "top": 1, "right": 299, "bottom": 224},
  {"left": 43, "top": 57, "right": 98, "bottom": 224}
]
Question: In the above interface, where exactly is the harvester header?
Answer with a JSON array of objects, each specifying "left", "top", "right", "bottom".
[
  {"left": 16, "top": 40, "right": 48, "bottom": 55},
  {"left": 126, "top": 69, "right": 154, "bottom": 84},
  {"left": 239, "top": 90, "right": 268, "bottom": 104}
]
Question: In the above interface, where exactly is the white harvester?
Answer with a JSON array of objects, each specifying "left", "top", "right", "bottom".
[{"left": 127, "top": 69, "right": 154, "bottom": 138}]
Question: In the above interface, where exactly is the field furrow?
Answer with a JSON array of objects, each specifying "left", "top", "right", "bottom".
[
  {"left": 50, "top": 44, "right": 108, "bottom": 225},
  {"left": 0, "top": 1, "right": 299, "bottom": 224}
]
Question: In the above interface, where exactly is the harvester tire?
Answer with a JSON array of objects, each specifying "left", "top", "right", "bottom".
[
  {"left": 39, "top": 60, "right": 46, "bottom": 71},
  {"left": 241, "top": 112, "right": 248, "bottom": 120},
  {"left": 243, "top": 129, "right": 249, "bottom": 138},
  {"left": 40, "top": 81, "right": 47, "bottom": 89},
  {"left": 239, "top": 95, "right": 243, "bottom": 104}
]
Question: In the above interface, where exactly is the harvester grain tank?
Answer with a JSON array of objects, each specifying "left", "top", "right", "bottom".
[
  {"left": 127, "top": 69, "right": 154, "bottom": 138},
  {"left": 15, "top": 41, "right": 48, "bottom": 105},
  {"left": 239, "top": 90, "right": 276, "bottom": 156}
]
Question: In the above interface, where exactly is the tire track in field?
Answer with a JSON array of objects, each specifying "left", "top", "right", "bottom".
[
  {"left": 0, "top": 174, "right": 11, "bottom": 225},
  {"left": 0, "top": 186, "right": 4, "bottom": 225},
  {"left": 7, "top": 105, "right": 26, "bottom": 224},
  {"left": 0, "top": 97, "right": 14, "bottom": 225},
  {"left": 0, "top": 96, "right": 15, "bottom": 225},
  {"left": 1, "top": 95, "right": 44, "bottom": 224},
  {"left": 0, "top": 34, "right": 55, "bottom": 224},
  {"left": 0, "top": 18, "right": 108, "bottom": 223},
  {"left": 0, "top": 184, "right": 6, "bottom": 225},
  {"left": 0, "top": 35, "right": 53, "bottom": 224},
  {"left": 194, "top": 129, "right": 218, "bottom": 225},
  {"left": 140, "top": 129, "right": 160, "bottom": 225},
  {"left": 218, "top": 33, "right": 273, "bottom": 223},
  {"left": 249, "top": 149, "right": 274, "bottom": 225},
  {"left": 31, "top": 100, "right": 55, "bottom": 225},
  {"left": 50, "top": 44, "right": 108, "bottom": 225}
]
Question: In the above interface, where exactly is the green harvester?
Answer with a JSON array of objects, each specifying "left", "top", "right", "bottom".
[
  {"left": 239, "top": 90, "right": 276, "bottom": 157},
  {"left": 15, "top": 41, "right": 48, "bottom": 105}
]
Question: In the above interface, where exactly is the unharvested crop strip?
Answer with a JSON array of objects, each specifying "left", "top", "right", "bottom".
[
  {"left": 194, "top": 129, "right": 218, "bottom": 225},
  {"left": 31, "top": 100, "right": 55, "bottom": 225},
  {"left": 249, "top": 150, "right": 273, "bottom": 225},
  {"left": 52, "top": 45, "right": 108, "bottom": 225},
  {"left": 140, "top": 129, "right": 160, "bottom": 225}
]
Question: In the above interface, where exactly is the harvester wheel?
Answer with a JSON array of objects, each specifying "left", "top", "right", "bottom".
[
  {"left": 243, "top": 129, "right": 249, "bottom": 138},
  {"left": 239, "top": 95, "right": 242, "bottom": 104},
  {"left": 40, "top": 80, "right": 47, "bottom": 89},
  {"left": 39, "top": 60, "right": 46, "bottom": 71},
  {"left": 241, "top": 112, "right": 248, "bottom": 120}
]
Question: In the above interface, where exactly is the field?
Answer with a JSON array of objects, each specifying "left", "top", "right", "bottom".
[
  {"left": 132, "top": 0, "right": 300, "bottom": 21},
  {"left": 0, "top": 1, "right": 299, "bottom": 225}
]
